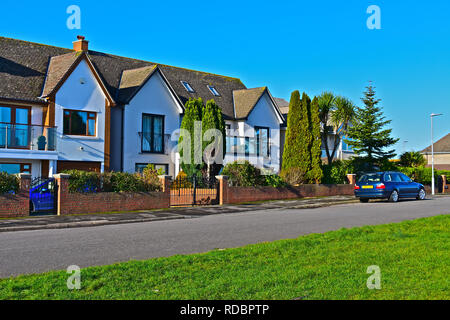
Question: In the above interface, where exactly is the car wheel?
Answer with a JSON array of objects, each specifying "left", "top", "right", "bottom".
[
  {"left": 389, "top": 190, "right": 399, "bottom": 203},
  {"left": 360, "top": 198, "right": 369, "bottom": 203},
  {"left": 417, "top": 188, "right": 426, "bottom": 200}
]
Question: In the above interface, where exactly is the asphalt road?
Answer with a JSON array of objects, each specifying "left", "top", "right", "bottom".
[{"left": 0, "top": 197, "right": 449, "bottom": 278}]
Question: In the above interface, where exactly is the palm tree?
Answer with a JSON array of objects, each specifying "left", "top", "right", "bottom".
[
  {"left": 318, "top": 93, "right": 356, "bottom": 164},
  {"left": 399, "top": 151, "right": 426, "bottom": 167},
  {"left": 317, "top": 92, "right": 335, "bottom": 163}
]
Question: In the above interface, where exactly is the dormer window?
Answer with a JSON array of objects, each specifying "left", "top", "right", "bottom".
[
  {"left": 208, "top": 85, "right": 220, "bottom": 96},
  {"left": 181, "top": 81, "right": 194, "bottom": 93}
]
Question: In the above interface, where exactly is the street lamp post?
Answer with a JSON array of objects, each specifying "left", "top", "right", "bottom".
[{"left": 431, "top": 113, "right": 443, "bottom": 196}]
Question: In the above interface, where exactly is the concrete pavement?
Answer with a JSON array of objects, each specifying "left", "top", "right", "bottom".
[
  {"left": 0, "top": 196, "right": 356, "bottom": 233},
  {"left": 0, "top": 196, "right": 449, "bottom": 278}
]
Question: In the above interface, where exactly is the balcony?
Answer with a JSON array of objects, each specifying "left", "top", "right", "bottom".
[
  {"left": 0, "top": 123, "right": 57, "bottom": 151},
  {"left": 226, "top": 135, "right": 270, "bottom": 158}
]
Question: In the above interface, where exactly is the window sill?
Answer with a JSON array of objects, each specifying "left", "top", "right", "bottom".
[
  {"left": 61, "top": 135, "right": 100, "bottom": 141},
  {"left": 139, "top": 152, "right": 166, "bottom": 155}
]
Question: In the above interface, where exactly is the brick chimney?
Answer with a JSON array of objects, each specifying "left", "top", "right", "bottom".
[{"left": 73, "top": 35, "right": 89, "bottom": 52}]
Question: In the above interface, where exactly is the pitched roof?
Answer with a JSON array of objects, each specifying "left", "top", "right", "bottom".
[
  {"left": 41, "top": 52, "right": 82, "bottom": 97},
  {"left": 0, "top": 36, "right": 250, "bottom": 119},
  {"left": 422, "top": 133, "right": 450, "bottom": 153},
  {"left": 118, "top": 65, "right": 158, "bottom": 103},
  {"left": 0, "top": 37, "right": 70, "bottom": 103},
  {"left": 274, "top": 97, "right": 289, "bottom": 114},
  {"left": 232, "top": 87, "right": 268, "bottom": 119}
]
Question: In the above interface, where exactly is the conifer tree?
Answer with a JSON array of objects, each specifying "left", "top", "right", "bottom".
[
  {"left": 282, "top": 91, "right": 302, "bottom": 171},
  {"left": 299, "top": 93, "right": 313, "bottom": 176},
  {"left": 346, "top": 84, "right": 399, "bottom": 169},
  {"left": 202, "top": 100, "right": 226, "bottom": 179},
  {"left": 309, "top": 97, "right": 323, "bottom": 183},
  {"left": 179, "top": 98, "right": 203, "bottom": 178}
]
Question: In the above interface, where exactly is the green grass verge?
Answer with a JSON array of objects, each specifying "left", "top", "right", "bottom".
[{"left": 0, "top": 215, "right": 449, "bottom": 300}]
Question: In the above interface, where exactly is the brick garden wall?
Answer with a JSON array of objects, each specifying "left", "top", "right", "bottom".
[
  {"left": 0, "top": 193, "right": 29, "bottom": 218},
  {"left": 0, "top": 174, "right": 31, "bottom": 218},
  {"left": 225, "top": 184, "right": 354, "bottom": 205},
  {"left": 59, "top": 191, "right": 170, "bottom": 215},
  {"left": 54, "top": 174, "right": 171, "bottom": 215}
]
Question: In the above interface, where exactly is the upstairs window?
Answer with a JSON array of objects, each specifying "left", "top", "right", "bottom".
[
  {"left": 207, "top": 85, "right": 220, "bottom": 96},
  {"left": 63, "top": 110, "right": 96, "bottom": 136},
  {"left": 181, "top": 81, "right": 195, "bottom": 93},
  {"left": 142, "top": 114, "right": 164, "bottom": 153},
  {"left": 255, "top": 127, "right": 270, "bottom": 158}
]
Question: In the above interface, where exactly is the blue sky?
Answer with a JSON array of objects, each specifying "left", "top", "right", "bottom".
[{"left": 1, "top": 0, "right": 449, "bottom": 154}]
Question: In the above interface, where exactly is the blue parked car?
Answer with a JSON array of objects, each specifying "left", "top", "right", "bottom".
[
  {"left": 30, "top": 179, "right": 56, "bottom": 213},
  {"left": 354, "top": 172, "right": 426, "bottom": 203}
]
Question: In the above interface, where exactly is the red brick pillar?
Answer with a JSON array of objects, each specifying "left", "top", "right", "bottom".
[
  {"left": 216, "top": 175, "right": 229, "bottom": 205},
  {"left": 18, "top": 173, "right": 31, "bottom": 216},
  {"left": 442, "top": 175, "right": 448, "bottom": 194},
  {"left": 53, "top": 173, "right": 70, "bottom": 216},
  {"left": 347, "top": 174, "right": 356, "bottom": 185},
  {"left": 159, "top": 175, "right": 172, "bottom": 208}
]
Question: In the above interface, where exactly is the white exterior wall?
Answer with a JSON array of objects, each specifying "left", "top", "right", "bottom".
[
  {"left": 123, "top": 72, "right": 181, "bottom": 177},
  {"left": 54, "top": 60, "right": 107, "bottom": 165},
  {"left": 224, "top": 92, "right": 281, "bottom": 173},
  {"left": 31, "top": 106, "right": 43, "bottom": 126}
]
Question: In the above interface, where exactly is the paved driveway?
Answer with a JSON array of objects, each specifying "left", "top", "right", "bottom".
[{"left": 0, "top": 196, "right": 449, "bottom": 278}]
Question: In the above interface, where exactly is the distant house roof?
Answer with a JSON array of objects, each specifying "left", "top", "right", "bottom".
[
  {"left": 232, "top": 87, "right": 284, "bottom": 122},
  {"left": 0, "top": 36, "right": 257, "bottom": 120},
  {"left": 422, "top": 133, "right": 450, "bottom": 153},
  {"left": 274, "top": 97, "right": 289, "bottom": 115},
  {"left": 273, "top": 97, "right": 289, "bottom": 127}
]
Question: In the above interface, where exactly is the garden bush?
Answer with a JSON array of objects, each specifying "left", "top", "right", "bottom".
[
  {"left": 264, "top": 174, "right": 288, "bottom": 188},
  {"left": 64, "top": 169, "right": 161, "bottom": 193},
  {"left": 0, "top": 172, "right": 19, "bottom": 194},
  {"left": 64, "top": 170, "right": 101, "bottom": 193},
  {"left": 280, "top": 167, "right": 307, "bottom": 186},
  {"left": 321, "top": 161, "right": 349, "bottom": 184},
  {"left": 222, "top": 161, "right": 265, "bottom": 187},
  {"left": 397, "top": 166, "right": 450, "bottom": 185}
]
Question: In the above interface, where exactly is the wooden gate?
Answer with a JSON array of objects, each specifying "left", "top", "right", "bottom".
[{"left": 170, "top": 175, "right": 219, "bottom": 207}]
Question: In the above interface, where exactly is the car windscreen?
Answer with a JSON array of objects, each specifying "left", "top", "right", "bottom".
[{"left": 358, "top": 174, "right": 382, "bottom": 183}]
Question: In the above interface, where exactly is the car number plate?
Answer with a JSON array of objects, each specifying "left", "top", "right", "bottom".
[{"left": 362, "top": 185, "right": 374, "bottom": 189}]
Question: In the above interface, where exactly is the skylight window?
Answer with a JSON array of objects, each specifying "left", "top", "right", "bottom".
[
  {"left": 181, "top": 81, "right": 194, "bottom": 93},
  {"left": 208, "top": 85, "right": 220, "bottom": 96}
]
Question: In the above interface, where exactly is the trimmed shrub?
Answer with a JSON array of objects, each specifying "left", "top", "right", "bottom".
[
  {"left": 141, "top": 164, "right": 163, "bottom": 191},
  {"left": 103, "top": 172, "right": 147, "bottom": 193},
  {"left": 264, "top": 174, "right": 288, "bottom": 188},
  {"left": 64, "top": 170, "right": 101, "bottom": 193},
  {"left": 321, "top": 161, "right": 349, "bottom": 184},
  {"left": 0, "top": 172, "right": 19, "bottom": 194},
  {"left": 64, "top": 169, "right": 161, "bottom": 193},
  {"left": 397, "top": 166, "right": 450, "bottom": 185},
  {"left": 280, "top": 167, "right": 307, "bottom": 186},
  {"left": 222, "top": 161, "right": 264, "bottom": 187},
  {"left": 171, "top": 171, "right": 192, "bottom": 189}
]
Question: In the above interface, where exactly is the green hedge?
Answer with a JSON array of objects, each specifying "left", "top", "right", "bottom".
[
  {"left": 397, "top": 167, "right": 450, "bottom": 185},
  {"left": 321, "top": 159, "right": 450, "bottom": 186},
  {"left": 0, "top": 172, "right": 19, "bottom": 195},
  {"left": 222, "top": 161, "right": 288, "bottom": 188},
  {"left": 63, "top": 168, "right": 162, "bottom": 193}
]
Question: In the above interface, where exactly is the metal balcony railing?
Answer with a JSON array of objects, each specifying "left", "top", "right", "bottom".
[
  {"left": 226, "top": 135, "right": 270, "bottom": 158},
  {"left": 0, "top": 123, "right": 57, "bottom": 151},
  {"left": 138, "top": 132, "right": 171, "bottom": 155}
]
